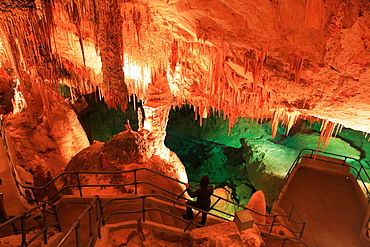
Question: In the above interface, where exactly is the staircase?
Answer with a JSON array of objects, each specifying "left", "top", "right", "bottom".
[{"left": 49, "top": 195, "right": 226, "bottom": 246}]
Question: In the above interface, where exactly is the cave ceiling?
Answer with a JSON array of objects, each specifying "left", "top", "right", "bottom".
[{"left": 0, "top": 0, "right": 370, "bottom": 144}]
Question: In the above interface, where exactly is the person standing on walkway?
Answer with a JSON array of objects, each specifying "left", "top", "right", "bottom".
[{"left": 184, "top": 175, "right": 213, "bottom": 226}]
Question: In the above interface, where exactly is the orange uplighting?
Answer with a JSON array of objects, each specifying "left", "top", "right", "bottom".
[{"left": 12, "top": 78, "right": 27, "bottom": 114}]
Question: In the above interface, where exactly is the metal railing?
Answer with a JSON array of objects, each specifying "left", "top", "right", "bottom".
[
  {"left": 276, "top": 148, "right": 370, "bottom": 242},
  {"left": 31, "top": 168, "right": 307, "bottom": 236},
  {"left": 56, "top": 195, "right": 102, "bottom": 247},
  {"left": 261, "top": 232, "right": 314, "bottom": 247},
  {"left": 55, "top": 191, "right": 310, "bottom": 246},
  {"left": 277, "top": 148, "right": 370, "bottom": 202},
  {"left": 0, "top": 164, "right": 309, "bottom": 244},
  {"left": 0, "top": 200, "right": 61, "bottom": 246},
  {"left": 102, "top": 194, "right": 208, "bottom": 228},
  {"left": 0, "top": 118, "right": 309, "bottom": 245}
]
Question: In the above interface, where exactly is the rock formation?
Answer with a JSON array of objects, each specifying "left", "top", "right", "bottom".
[{"left": 0, "top": 0, "right": 369, "bottom": 152}]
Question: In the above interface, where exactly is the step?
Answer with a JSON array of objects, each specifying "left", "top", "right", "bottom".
[
  {"left": 167, "top": 205, "right": 189, "bottom": 229},
  {"left": 0, "top": 222, "right": 16, "bottom": 238},
  {"left": 146, "top": 208, "right": 163, "bottom": 224},
  {"left": 156, "top": 204, "right": 177, "bottom": 227}
]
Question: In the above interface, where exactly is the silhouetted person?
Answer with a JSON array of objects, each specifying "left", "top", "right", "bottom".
[
  {"left": 46, "top": 171, "right": 61, "bottom": 203},
  {"left": 33, "top": 165, "right": 47, "bottom": 201},
  {"left": 184, "top": 175, "right": 213, "bottom": 226}
]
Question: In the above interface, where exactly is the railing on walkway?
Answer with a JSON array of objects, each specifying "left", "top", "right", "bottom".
[
  {"left": 261, "top": 232, "right": 313, "bottom": 247},
  {"left": 0, "top": 118, "right": 309, "bottom": 245},
  {"left": 176, "top": 185, "right": 307, "bottom": 237},
  {"left": 6, "top": 167, "right": 306, "bottom": 238},
  {"left": 278, "top": 148, "right": 370, "bottom": 202},
  {"left": 272, "top": 190, "right": 306, "bottom": 238},
  {"left": 56, "top": 195, "right": 102, "bottom": 247},
  {"left": 55, "top": 192, "right": 310, "bottom": 247},
  {"left": 102, "top": 194, "right": 208, "bottom": 228},
  {"left": 1, "top": 163, "right": 308, "bottom": 244},
  {"left": 276, "top": 148, "right": 370, "bottom": 241},
  {"left": 0, "top": 200, "right": 61, "bottom": 246}
]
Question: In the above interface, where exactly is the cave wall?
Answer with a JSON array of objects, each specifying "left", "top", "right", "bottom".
[
  {"left": 0, "top": 0, "right": 369, "bottom": 208},
  {"left": 1, "top": 0, "right": 370, "bottom": 142}
]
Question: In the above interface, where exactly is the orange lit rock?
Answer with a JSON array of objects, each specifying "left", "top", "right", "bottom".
[
  {"left": 64, "top": 126, "right": 186, "bottom": 197},
  {"left": 246, "top": 190, "right": 267, "bottom": 226},
  {"left": 0, "top": 0, "right": 370, "bottom": 140},
  {"left": 189, "top": 221, "right": 264, "bottom": 247}
]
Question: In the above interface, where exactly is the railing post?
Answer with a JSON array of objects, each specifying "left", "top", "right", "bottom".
[
  {"left": 289, "top": 205, "right": 293, "bottom": 222},
  {"left": 89, "top": 207, "right": 93, "bottom": 239},
  {"left": 212, "top": 198, "right": 221, "bottom": 209},
  {"left": 75, "top": 172, "right": 83, "bottom": 197},
  {"left": 270, "top": 215, "right": 276, "bottom": 233},
  {"left": 42, "top": 204, "right": 48, "bottom": 245},
  {"left": 96, "top": 199, "right": 102, "bottom": 239},
  {"left": 142, "top": 196, "right": 146, "bottom": 222},
  {"left": 31, "top": 188, "right": 38, "bottom": 205},
  {"left": 75, "top": 222, "right": 81, "bottom": 247},
  {"left": 21, "top": 216, "right": 26, "bottom": 246},
  {"left": 300, "top": 222, "right": 306, "bottom": 239},
  {"left": 357, "top": 166, "right": 363, "bottom": 180},
  {"left": 134, "top": 170, "right": 137, "bottom": 195}
]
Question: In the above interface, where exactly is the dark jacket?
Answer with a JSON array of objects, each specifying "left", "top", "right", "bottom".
[{"left": 186, "top": 185, "right": 213, "bottom": 210}]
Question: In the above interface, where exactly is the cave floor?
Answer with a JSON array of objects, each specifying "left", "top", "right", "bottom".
[{"left": 281, "top": 163, "right": 367, "bottom": 247}]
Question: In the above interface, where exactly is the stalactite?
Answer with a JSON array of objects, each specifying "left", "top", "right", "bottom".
[
  {"left": 37, "top": 81, "right": 52, "bottom": 129},
  {"left": 334, "top": 123, "right": 342, "bottom": 137},
  {"left": 0, "top": 23, "right": 20, "bottom": 78},
  {"left": 271, "top": 109, "right": 282, "bottom": 139},
  {"left": 252, "top": 50, "right": 266, "bottom": 87},
  {"left": 289, "top": 54, "right": 304, "bottom": 83},
  {"left": 170, "top": 39, "right": 179, "bottom": 71},
  {"left": 69, "top": 0, "right": 86, "bottom": 67},
  {"left": 98, "top": 0, "right": 128, "bottom": 111},
  {"left": 316, "top": 119, "right": 341, "bottom": 153}
]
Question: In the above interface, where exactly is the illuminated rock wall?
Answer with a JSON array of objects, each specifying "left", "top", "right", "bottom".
[
  {"left": 0, "top": 0, "right": 370, "bottom": 200},
  {"left": 0, "top": 0, "right": 370, "bottom": 152}
]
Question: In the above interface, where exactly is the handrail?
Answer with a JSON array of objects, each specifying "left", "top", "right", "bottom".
[
  {"left": 260, "top": 232, "right": 314, "bottom": 247},
  {"left": 7, "top": 165, "right": 306, "bottom": 241},
  {"left": 101, "top": 192, "right": 304, "bottom": 236},
  {"left": 277, "top": 148, "right": 370, "bottom": 203},
  {"left": 0, "top": 165, "right": 308, "bottom": 242},
  {"left": 101, "top": 194, "right": 208, "bottom": 229},
  {"left": 0, "top": 200, "right": 61, "bottom": 246},
  {"left": 55, "top": 195, "right": 102, "bottom": 247},
  {"left": 274, "top": 190, "right": 304, "bottom": 222},
  {"left": 52, "top": 192, "right": 312, "bottom": 246},
  {"left": 0, "top": 117, "right": 307, "bottom": 244},
  {"left": 276, "top": 148, "right": 370, "bottom": 241}
]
